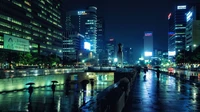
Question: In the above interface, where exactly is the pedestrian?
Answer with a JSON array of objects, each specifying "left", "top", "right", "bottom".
[
  {"left": 51, "top": 84, "right": 56, "bottom": 96},
  {"left": 28, "top": 86, "right": 33, "bottom": 100},
  {"left": 156, "top": 69, "right": 160, "bottom": 79}
]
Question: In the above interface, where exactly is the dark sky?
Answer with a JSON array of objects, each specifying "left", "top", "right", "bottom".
[{"left": 65, "top": 0, "right": 197, "bottom": 61}]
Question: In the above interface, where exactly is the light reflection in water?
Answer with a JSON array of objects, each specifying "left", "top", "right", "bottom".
[{"left": 0, "top": 72, "right": 114, "bottom": 112}]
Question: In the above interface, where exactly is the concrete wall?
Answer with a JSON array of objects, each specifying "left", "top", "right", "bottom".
[{"left": 0, "top": 74, "right": 67, "bottom": 93}]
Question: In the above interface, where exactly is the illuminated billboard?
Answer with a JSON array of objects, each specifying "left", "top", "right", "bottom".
[
  {"left": 186, "top": 11, "right": 193, "bottom": 22},
  {"left": 4, "top": 35, "right": 30, "bottom": 52},
  {"left": 84, "top": 42, "right": 91, "bottom": 50},
  {"left": 177, "top": 5, "right": 186, "bottom": 10},
  {"left": 144, "top": 52, "right": 152, "bottom": 57},
  {"left": 144, "top": 32, "right": 153, "bottom": 37},
  {"left": 168, "top": 51, "right": 176, "bottom": 56}
]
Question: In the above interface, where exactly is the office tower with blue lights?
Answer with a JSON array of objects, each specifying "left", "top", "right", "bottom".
[
  {"left": 0, "top": 0, "right": 64, "bottom": 57},
  {"left": 185, "top": 4, "right": 200, "bottom": 51},
  {"left": 168, "top": 5, "right": 189, "bottom": 59},
  {"left": 66, "top": 6, "right": 97, "bottom": 53},
  {"left": 97, "top": 17, "right": 105, "bottom": 56}
]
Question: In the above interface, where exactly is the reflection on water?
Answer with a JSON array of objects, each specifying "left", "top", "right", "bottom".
[{"left": 0, "top": 72, "right": 114, "bottom": 112}]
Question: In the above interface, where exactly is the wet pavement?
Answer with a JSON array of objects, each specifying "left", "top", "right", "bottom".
[
  {"left": 123, "top": 70, "right": 200, "bottom": 112},
  {"left": 0, "top": 82, "right": 113, "bottom": 112}
]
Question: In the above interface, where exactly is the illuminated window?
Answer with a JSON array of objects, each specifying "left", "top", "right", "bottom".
[
  {"left": 12, "top": 0, "right": 22, "bottom": 7},
  {"left": 24, "top": 1, "right": 31, "bottom": 6},
  {"left": 47, "top": 42, "right": 52, "bottom": 45}
]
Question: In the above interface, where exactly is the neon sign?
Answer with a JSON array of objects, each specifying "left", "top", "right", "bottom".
[{"left": 168, "top": 13, "right": 172, "bottom": 20}]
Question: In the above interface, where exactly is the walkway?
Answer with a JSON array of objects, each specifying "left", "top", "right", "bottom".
[{"left": 123, "top": 70, "right": 200, "bottom": 112}]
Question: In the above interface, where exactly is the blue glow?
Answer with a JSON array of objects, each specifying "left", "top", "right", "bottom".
[
  {"left": 186, "top": 11, "right": 193, "bottom": 22},
  {"left": 84, "top": 42, "right": 91, "bottom": 50}
]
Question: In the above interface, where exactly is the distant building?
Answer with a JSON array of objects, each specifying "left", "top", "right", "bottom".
[
  {"left": 97, "top": 17, "right": 105, "bottom": 58},
  {"left": 107, "top": 38, "right": 116, "bottom": 65},
  {"left": 143, "top": 31, "right": 153, "bottom": 59},
  {"left": 123, "top": 47, "right": 134, "bottom": 65},
  {"left": 185, "top": 4, "right": 200, "bottom": 51}
]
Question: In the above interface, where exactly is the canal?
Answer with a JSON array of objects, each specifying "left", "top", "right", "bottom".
[{"left": 0, "top": 72, "right": 114, "bottom": 112}]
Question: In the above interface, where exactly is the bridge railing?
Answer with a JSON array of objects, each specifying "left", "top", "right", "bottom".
[{"left": 0, "top": 68, "right": 85, "bottom": 79}]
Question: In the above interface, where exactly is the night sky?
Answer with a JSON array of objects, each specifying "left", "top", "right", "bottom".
[{"left": 65, "top": 0, "right": 197, "bottom": 61}]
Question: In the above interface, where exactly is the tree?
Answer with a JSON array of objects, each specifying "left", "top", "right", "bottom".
[{"left": 18, "top": 52, "right": 33, "bottom": 65}]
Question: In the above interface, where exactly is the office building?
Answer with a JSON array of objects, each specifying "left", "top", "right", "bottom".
[
  {"left": 185, "top": 4, "right": 200, "bottom": 51},
  {"left": 66, "top": 6, "right": 97, "bottom": 53},
  {"left": 107, "top": 38, "right": 116, "bottom": 65},
  {"left": 96, "top": 17, "right": 105, "bottom": 57},
  {"left": 168, "top": 5, "right": 189, "bottom": 59},
  {"left": 123, "top": 47, "right": 133, "bottom": 65},
  {"left": 63, "top": 31, "right": 84, "bottom": 62},
  {"left": 143, "top": 31, "right": 153, "bottom": 59},
  {"left": 0, "top": 0, "right": 64, "bottom": 57}
]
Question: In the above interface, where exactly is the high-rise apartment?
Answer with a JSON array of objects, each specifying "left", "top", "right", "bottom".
[{"left": 0, "top": 0, "right": 64, "bottom": 57}]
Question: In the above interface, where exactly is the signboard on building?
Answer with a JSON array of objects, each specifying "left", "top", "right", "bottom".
[
  {"left": 77, "top": 11, "right": 87, "bottom": 15},
  {"left": 177, "top": 5, "right": 186, "bottom": 10},
  {"left": 4, "top": 35, "right": 30, "bottom": 52},
  {"left": 144, "top": 32, "right": 153, "bottom": 37}
]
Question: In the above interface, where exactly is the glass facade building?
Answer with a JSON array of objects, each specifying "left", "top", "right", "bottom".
[
  {"left": 0, "top": 0, "right": 63, "bottom": 57},
  {"left": 185, "top": 5, "right": 200, "bottom": 51},
  {"left": 97, "top": 17, "right": 105, "bottom": 56},
  {"left": 168, "top": 5, "right": 188, "bottom": 54},
  {"left": 66, "top": 6, "right": 97, "bottom": 53}
]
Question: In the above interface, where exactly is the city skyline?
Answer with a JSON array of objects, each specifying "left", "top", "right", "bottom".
[{"left": 66, "top": 0, "right": 199, "bottom": 60}]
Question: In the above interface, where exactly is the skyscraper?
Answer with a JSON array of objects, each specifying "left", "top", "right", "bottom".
[
  {"left": 168, "top": 5, "right": 188, "bottom": 57},
  {"left": 0, "top": 0, "right": 64, "bottom": 57},
  {"left": 143, "top": 31, "right": 153, "bottom": 59},
  {"left": 185, "top": 4, "right": 200, "bottom": 51},
  {"left": 96, "top": 17, "right": 105, "bottom": 56},
  {"left": 66, "top": 6, "right": 97, "bottom": 53},
  {"left": 107, "top": 38, "right": 116, "bottom": 65},
  {"left": 123, "top": 47, "right": 133, "bottom": 65}
]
